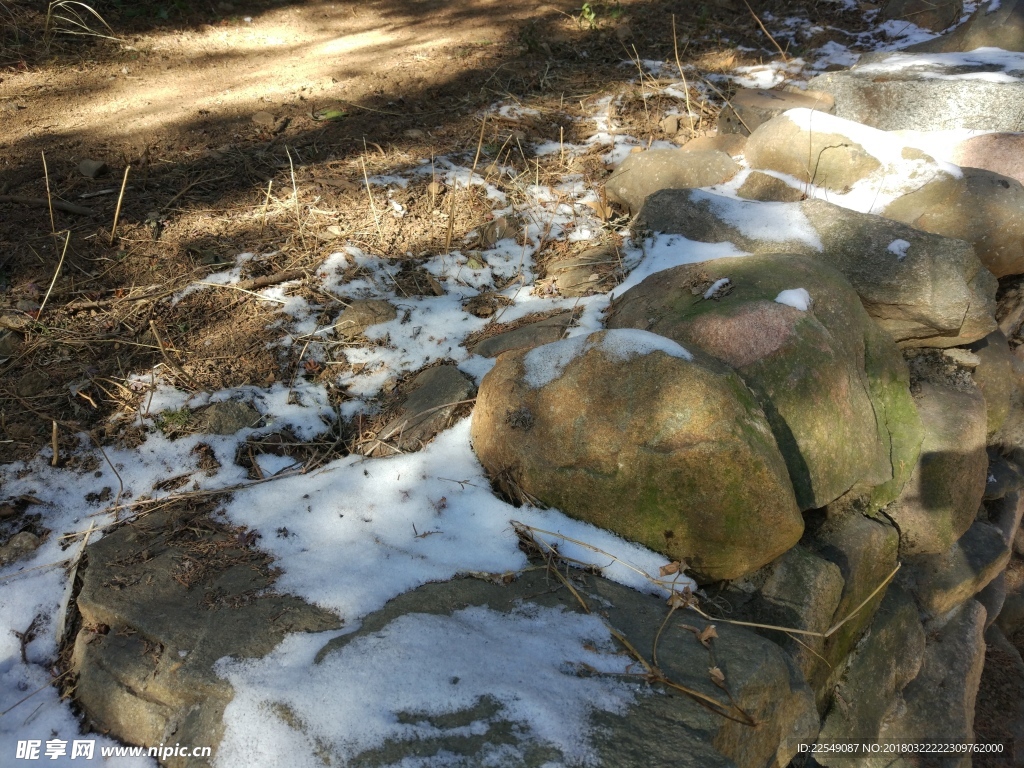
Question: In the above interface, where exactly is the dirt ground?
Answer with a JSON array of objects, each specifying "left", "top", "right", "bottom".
[
  {"left": 12, "top": 1, "right": 1024, "bottom": 759},
  {"left": 0, "top": 0, "right": 869, "bottom": 462}
]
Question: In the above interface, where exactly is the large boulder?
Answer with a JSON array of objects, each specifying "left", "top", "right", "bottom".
[
  {"left": 952, "top": 132, "right": 1024, "bottom": 187},
  {"left": 807, "top": 51, "right": 1024, "bottom": 131},
  {"left": 887, "top": 382, "right": 988, "bottom": 556},
  {"left": 883, "top": 166, "right": 1024, "bottom": 278},
  {"left": 633, "top": 189, "right": 998, "bottom": 348},
  {"left": 607, "top": 253, "right": 907, "bottom": 510},
  {"left": 743, "top": 109, "right": 886, "bottom": 194},
  {"left": 743, "top": 112, "right": 1024, "bottom": 278},
  {"left": 305, "top": 570, "right": 819, "bottom": 768},
  {"left": 470, "top": 329, "right": 802, "bottom": 582},
  {"left": 71, "top": 506, "right": 341, "bottom": 767},
  {"left": 604, "top": 149, "right": 738, "bottom": 213},
  {"left": 801, "top": 200, "right": 998, "bottom": 347}
]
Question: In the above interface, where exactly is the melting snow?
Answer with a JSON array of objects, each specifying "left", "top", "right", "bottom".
[
  {"left": 690, "top": 190, "right": 824, "bottom": 251},
  {"left": 887, "top": 239, "right": 912, "bottom": 260},
  {"left": 775, "top": 288, "right": 812, "bottom": 311}
]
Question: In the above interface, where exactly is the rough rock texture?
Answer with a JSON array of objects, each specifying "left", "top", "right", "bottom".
[
  {"left": 806, "top": 510, "right": 901, "bottom": 702},
  {"left": 604, "top": 149, "right": 739, "bottom": 213},
  {"left": 884, "top": 166, "right": 1024, "bottom": 278},
  {"left": 985, "top": 452, "right": 1024, "bottom": 500},
  {"left": 633, "top": 189, "right": 998, "bottom": 348},
  {"left": 978, "top": 571, "right": 1007, "bottom": 629},
  {"left": 1002, "top": 560, "right": 1024, "bottom": 635},
  {"left": 678, "top": 133, "right": 748, "bottom": 157},
  {"left": 198, "top": 401, "right": 261, "bottom": 435},
  {"left": 888, "top": 382, "right": 988, "bottom": 556},
  {"left": 607, "top": 254, "right": 906, "bottom": 510},
  {"left": 0, "top": 530, "right": 42, "bottom": 567},
  {"left": 901, "top": 520, "right": 1012, "bottom": 616},
  {"left": 471, "top": 330, "right": 802, "bottom": 582},
  {"left": 735, "top": 170, "right": 805, "bottom": 202},
  {"left": 881, "top": 0, "right": 962, "bottom": 32},
  {"left": 988, "top": 490, "right": 1024, "bottom": 548},
  {"left": 807, "top": 55, "right": 1024, "bottom": 131},
  {"left": 909, "top": 0, "right": 1024, "bottom": 53},
  {"left": 313, "top": 570, "right": 819, "bottom": 768},
  {"left": 863, "top": 320, "right": 924, "bottom": 509},
  {"left": 801, "top": 200, "right": 999, "bottom": 348},
  {"left": 71, "top": 507, "right": 341, "bottom": 768},
  {"left": 335, "top": 298, "right": 397, "bottom": 340},
  {"left": 873, "top": 601, "right": 987, "bottom": 766},
  {"left": 743, "top": 112, "right": 882, "bottom": 192},
  {"left": 717, "top": 88, "right": 835, "bottom": 136},
  {"left": 970, "top": 331, "right": 1018, "bottom": 438},
  {"left": 815, "top": 587, "right": 925, "bottom": 756},
  {"left": 366, "top": 365, "right": 476, "bottom": 455},
  {"left": 545, "top": 245, "right": 620, "bottom": 297},
  {"left": 952, "top": 132, "right": 1024, "bottom": 186},
  {"left": 725, "top": 545, "right": 846, "bottom": 682},
  {"left": 975, "top": 624, "right": 1024, "bottom": 762},
  {"left": 468, "top": 312, "right": 573, "bottom": 357}
]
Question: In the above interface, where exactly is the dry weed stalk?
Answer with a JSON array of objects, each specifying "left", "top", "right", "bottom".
[
  {"left": 109, "top": 165, "right": 131, "bottom": 245},
  {"left": 512, "top": 520, "right": 902, "bottom": 724},
  {"left": 515, "top": 521, "right": 757, "bottom": 726},
  {"left": 672, "top": 16, "right": 696, "bottom": 138},
  {"left": 740, "top": 0, "right": 788, "bottom": 62}
]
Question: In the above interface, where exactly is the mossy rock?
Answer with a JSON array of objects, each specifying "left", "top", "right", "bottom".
[
  {"left": 608, "top": 253, "right": 897, "bottom": 511},
  {"left": 471, "top": 330, "right": 802, "bottom": 582}
]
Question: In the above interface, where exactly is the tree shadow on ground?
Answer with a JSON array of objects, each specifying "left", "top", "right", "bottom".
[{"left": 0, "top": 0, "right": 866, "bottom": 462}]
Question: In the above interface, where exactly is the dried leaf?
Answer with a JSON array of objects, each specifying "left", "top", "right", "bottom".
[
  {"left": 697, "top": 625, "right": 718, "bottom": 648},
  {"left": 585, "top": 199, "right": 613, "bottom": 220},
  {"left": 667, "top": 593, "right": 689, "bottom": 609},
  {"left": 659, "top": 561, "right": 681, "bottom": 577},
  {"left": 709, "top": 666, "right": 726, "bottom": 688}
]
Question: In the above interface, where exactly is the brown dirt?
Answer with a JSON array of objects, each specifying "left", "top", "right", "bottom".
[{"left": 0, "top": 0, "right": 869, "bottom": 464}]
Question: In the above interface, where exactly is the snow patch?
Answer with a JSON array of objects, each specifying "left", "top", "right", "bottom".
[
  {"left": 690, "top": 190, "right": 824, "bottom": 251},
  {"left": 217, "top": 605, "right": 638, "bottom": 767},
  {"left": 704, "top": 277, "right": 731, "bottom": 299},
  {"left": 887, "top": 239, "right": 911, "bottom": 260},
  {"left": 775, "top": 288, "right": 812, "bottom": 311}
]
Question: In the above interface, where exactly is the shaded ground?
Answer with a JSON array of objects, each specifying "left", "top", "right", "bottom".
[{"left": 0, "top": 0, "right": 867, "bottom": 462}]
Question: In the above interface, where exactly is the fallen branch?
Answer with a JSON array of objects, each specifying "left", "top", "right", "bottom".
[
  {"left": 234, "top": 268, "right": 305, "bottom": 292},
  {"left": 0, "top": 194, "right": 95, "bottom": 216}
]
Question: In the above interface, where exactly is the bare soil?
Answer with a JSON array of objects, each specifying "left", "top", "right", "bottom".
[{"left": 0, "top": 0, "right": 868, "bottom": 462}]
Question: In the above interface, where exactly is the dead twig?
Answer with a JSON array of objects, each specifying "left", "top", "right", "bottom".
[
  {"left": 109, "top": 165, "right": 131, "bottom": 245},
  {"left": 148, "top": 320, "right": 196, "bottom": 388},
  {"left": 740, "top": 0, "right": 788, "bottom": 62},
  {"left": 672, "top": 16, "right": 696, "bottom": 138},
  {"left": 0, "top": 195, "right": 94, "bottom": 216}
]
